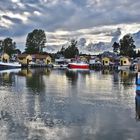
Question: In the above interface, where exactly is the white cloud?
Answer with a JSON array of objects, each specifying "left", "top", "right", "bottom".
[
  {"left": 11, "top": 0, "right": 20, "bottom": 2},
  {"left": 0, "top": 17, "right": 13, "bottom": 28},
  {"left": 33, "top": 11, "right": 41, "bottom": 16},
  {"left": 45, "top": 23, "right": 140, "bottom": 46}
]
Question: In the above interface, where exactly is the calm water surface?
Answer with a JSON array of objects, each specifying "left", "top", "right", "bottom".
[{"left": 0, "top": 68, "right": 139, "bottom": 140}]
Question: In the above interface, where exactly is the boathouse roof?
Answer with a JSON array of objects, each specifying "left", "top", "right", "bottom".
[
  {"left": 32, "top": 54, "right": 50, "bottom": 59},
  {"left": 17, "top": 54, "right": 30, "bottom": 59}
]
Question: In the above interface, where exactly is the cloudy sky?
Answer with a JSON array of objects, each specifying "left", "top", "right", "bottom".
[{"left": 0, "top": 0, "right": 140, "bottom": 51}]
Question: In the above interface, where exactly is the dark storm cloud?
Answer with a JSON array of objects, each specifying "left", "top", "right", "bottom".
[
  {"left": 21, "top": 0, "right": 40, "bottom": 4},
  {"left": 2, "top": 15, "right": 23, "bottom": 24},
  {"left": 0, "top": 0, "right": 140, "bottom": 46}
]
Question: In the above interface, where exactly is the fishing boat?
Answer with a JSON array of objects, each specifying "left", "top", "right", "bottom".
[
  {"left": 0, "top": 61, "right": 21, "bottom": 69},
  {"left": 68, "top": 61, "right": 89, "bottom": 69}
]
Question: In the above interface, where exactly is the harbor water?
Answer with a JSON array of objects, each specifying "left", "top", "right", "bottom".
[{"left": 0, "top": 68, "right": 139, "bottom": 140}]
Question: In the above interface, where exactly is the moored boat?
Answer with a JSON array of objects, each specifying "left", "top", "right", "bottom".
[
  {"left": 0, "top": 61, "right": 21, "bottom": 69},
  {"left": 118, "top": 65, "right": 130, "bottom": 71},
  {"left": 68, "top": 61, "right": 89, "bottom": 69},
  {"left": 52, "top": 63, "right": 68, "bottom": 68}
]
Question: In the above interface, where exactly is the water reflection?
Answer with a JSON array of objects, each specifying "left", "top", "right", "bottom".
[
  {"left": 65, "top": 70, "right": 78, "bottom": 85},
  {"left": 26, "top": 69, "right": 46, "bottom": 93},
  {"left": 65, "top": 69, "right": 90, "bottom": 85},
  {"left": 0, "top": 110, "right": 28, "bottom": 139},
  {"left": 102, "top": 69, "right": 114, "bottom": 75},
  {"left": 0, "top": 68, "right": 139, "bottom": 140},
  {"left": 120, "top": 70, "right": 136, "bottom": 88},
  {"left": 18, "top": 69, "right": 33, "bottom": 77},
  {"left": 113, "top": 71, "right": 120, "bottom": 83},
  {"left": 135, "top": 94, "right": 140, "bottom": 120}
]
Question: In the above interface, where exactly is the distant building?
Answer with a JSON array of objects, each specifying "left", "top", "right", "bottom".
[
  {"left": 1, "top": 53, "right": 10, "bottom": 62},
  {"left": 32, "top": 54, "right": 52, "bottom": 64},
  {"left": 79, "top": 56, "right": 88, "bottom": 62},
  {"left": 119, "top": 56, "right": 131, "bottom": 66},
  {"left": 102, "top": 57, "right": 110, "bottom": 66},
  {"left": 17, "top": 54, "right": 32, "bottom": 65},
  {"left": 118, "top": 56, "right": 131, "bottom": 70}
]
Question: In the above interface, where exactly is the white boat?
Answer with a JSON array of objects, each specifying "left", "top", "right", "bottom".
[
  {"left": 52, "top": 63, "right": 68, "bottom": 68},
  {"left": 0, "top": 61, "right": 21, "bottom": 69},
  {"left": 118, "top": 65, "right": 130, "bottom": 70}
]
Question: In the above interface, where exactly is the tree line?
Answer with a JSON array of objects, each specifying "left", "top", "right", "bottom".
[
  {"left": 0, "top": 29, "right": 47, "bottom": 56},
  {"left": 112, "top": 34, "right": 137, "bottom": 57},
  {"left": 0, "top": 28, "right": 139, "bottom": 58},
  {"left": 0, "top": 38, "right": 21, "bottom": 56}
]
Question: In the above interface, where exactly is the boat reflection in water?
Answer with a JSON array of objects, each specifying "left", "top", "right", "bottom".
[
  {"left": 66, "top": 68, "right": 90, "bottom": 74},
  {"left": 0, "top": 68, "right": 21, "bottom": 74},
  {"left": 0, "top": 68, "right": 21, "bottom": 87},
  {"left": 66, "top": 68, "right": 90, "bottom": 81}
]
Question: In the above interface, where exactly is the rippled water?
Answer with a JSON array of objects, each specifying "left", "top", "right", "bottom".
[{"left": 0, "top": 68, "right": 139, "bottom": 140}]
